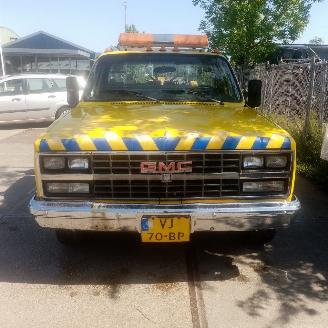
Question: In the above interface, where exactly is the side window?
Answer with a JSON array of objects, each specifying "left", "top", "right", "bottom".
[
  {"left": 43, "top": 78, "right": 56, "bottom": 91},
  {"left": 0, "top": 79, "right": 24, "bottom": 96},
  {"left": 27, "top": 78, "right": 49, "bottom": 94},
  {"left": 52, "top": 78, "right": 67, "bottom": 91}
]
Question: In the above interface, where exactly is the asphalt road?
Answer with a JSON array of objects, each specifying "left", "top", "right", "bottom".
[{"left": 0, "top": 124, "right": 327, "bottom": 328}]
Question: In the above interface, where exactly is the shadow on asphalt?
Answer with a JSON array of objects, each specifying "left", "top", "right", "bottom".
[
  {"left": 0, "top": 170, "right": 327, "bottom": 324},
  {"left": 0, "top": 121, "right": 51, "bottom": 130},
  {"left": 233, "top": 176, "right": 328, "bottom": 325}
]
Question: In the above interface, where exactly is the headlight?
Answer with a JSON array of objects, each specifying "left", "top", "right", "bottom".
[
  {"left": 266, "top": 155, "right": 288, "bottom": 168},
  {"left": 68, "top": 158, "right": 89, "bottom": 170},
  {"left": 43, "top": 157, "right": 65, "bottom": 170},
  {"left": 46, "top": 182, "right": 89, "bottom": 194},
  {"left": 243, "top": 181, "right": 285, "bottom": 193},
  {"left": 243, "top": 156, "right": 264, "bottom": 169}
]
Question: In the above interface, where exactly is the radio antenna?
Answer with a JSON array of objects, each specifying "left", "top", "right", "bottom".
[{"left": 123, "top": 1, "right": 127, "bottom": 32}]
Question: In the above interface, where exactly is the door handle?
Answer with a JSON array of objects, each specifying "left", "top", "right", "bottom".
[
  {"left": 48, "top": 95, "right": 56, "bottom": 99},
  {"left": 12, "top": 98, "right": 22, "bottom": 102}
]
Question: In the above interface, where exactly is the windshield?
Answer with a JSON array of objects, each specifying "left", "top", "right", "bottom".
[{"left": 83, "top": 53, "right": 242, "bottom": 103}]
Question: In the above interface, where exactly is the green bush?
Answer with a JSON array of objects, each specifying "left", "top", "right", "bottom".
[{"left": 266, "top": 114, "right": 328, "bottom": 190}]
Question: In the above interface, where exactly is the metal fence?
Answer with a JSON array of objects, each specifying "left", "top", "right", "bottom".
[{"left": 249, "top": 59, "right": 328, "bottom": 131}]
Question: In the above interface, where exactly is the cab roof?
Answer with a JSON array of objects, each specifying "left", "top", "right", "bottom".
[{"left": 99, "top": 50, "right": 221, "bottom": 57}]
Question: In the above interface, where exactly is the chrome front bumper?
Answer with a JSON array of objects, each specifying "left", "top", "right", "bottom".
[{"left": 30, "top": 197, "right": 301, "bottom": 232}]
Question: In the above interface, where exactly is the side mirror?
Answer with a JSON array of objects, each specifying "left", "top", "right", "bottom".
[
  {"left": 247, "top": 80, "right": 262, "bottom": 108},
  {"left": 66, "top": 76, "right": 79, "bottom": 108}
]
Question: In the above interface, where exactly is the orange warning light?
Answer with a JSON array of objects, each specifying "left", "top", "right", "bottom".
[
  {"left": 119, "top": 33, "right": 153, "bottom": 47},
  {"left": 118, "top": 33, "right": 209, "bottom": 49}
]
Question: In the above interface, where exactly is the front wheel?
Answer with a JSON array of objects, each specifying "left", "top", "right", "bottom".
[{"left": 55, "top": 230, "right": 83, "bottom": 246}]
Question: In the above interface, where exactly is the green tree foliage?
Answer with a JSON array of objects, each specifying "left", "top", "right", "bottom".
[
  {"left": 193, "top": 0, "right": 321, "bottom": 65},
  {"left": 125, "top": 24, "right": 138, "bottom": 33},
  {"left": 309, "top": 36, "right": 324, "bottom": 44}
]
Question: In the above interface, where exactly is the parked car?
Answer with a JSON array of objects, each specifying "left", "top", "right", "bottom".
[
  {"left": 30, "top": 33, "right": 300, "bottom": 245},
  {"left": 0, "top": 74, "right": 85, "bottom": 123}
]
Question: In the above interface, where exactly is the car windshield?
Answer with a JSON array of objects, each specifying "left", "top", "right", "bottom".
[{"left": 83, "top": 53, "right": 242, "bottom": 103}]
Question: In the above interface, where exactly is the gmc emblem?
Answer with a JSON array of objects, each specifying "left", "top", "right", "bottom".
[{"left": 140, "top": 161, "right": 193, "bottom": 174}]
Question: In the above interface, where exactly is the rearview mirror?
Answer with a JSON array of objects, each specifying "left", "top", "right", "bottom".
[
  {"left": 66, "top": 76, "right": 80, "bottom": 108},
  {"left": 247, "top": 80, "right": 262, "bottom": 108}
]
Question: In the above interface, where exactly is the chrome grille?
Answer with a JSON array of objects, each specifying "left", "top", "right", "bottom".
[
  {"left": 92, "top": 153, "right": 241, "bottom": 175},
  {"left": 94, "top": 179, "right": 240, "bottom": 199},
  {"left": 92, "top": 152, "right": 241, "bottom": 199}
]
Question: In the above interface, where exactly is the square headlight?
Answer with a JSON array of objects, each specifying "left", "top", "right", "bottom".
[
  {"left": 43, "top": 157, "right": 65, "bottom": 170},
  {"left": 243, "top": 156, "right": 264, "bottom": 169},
  {"left": 243, "top": 180, "right": 285, "bottom": 193},
  {"left": 266, "top": 155, "right": 288, "bottom": 168},
  {"left": 68, "top": 158, "right": 89, "bottom": 170},
  {"left": 46, "top": 182, "right": 89, "bottom": 194}
]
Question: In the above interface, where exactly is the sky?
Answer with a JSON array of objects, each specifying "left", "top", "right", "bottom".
[{"left": 0, "top": 0, "right": 327, "bottom": 52}]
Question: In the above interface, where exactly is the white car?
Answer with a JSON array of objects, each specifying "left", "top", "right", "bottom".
[{"left": 0, "top": 74, "right": 85, "bottom": 123}]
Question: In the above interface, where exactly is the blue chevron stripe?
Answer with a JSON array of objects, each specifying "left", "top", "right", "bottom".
[
  {"left": 123, "top": 138, "right": 143, "bottom": 151},
  {"left": 40, "top": 139, "right": 50, "bottom": 152},
  {"left": 191, "top": 137, "right": 211, "bottom": 151},
  {"left": 62, "top": 139, "right": 80, "bottom": 151},
  {"left": 93, "top": 138, "right": 112, "bottom": 151},
  {"left": 154, "top": 137, "right": 180, "bottom": 151},
  {"left": 281, "top": 137, "right": 291, "bottom": 149},
  {"left": 38, "top": 135, "right": 293, "bottom": 152},
  {"left": 252, "top": 137, "right": 270, "bottom": 150},
  {"left": 222, "top": 136, "right": 241, "bottom": 150}
]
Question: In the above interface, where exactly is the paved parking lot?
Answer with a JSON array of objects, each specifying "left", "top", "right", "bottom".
[{"left": 0, "top": 125, "right": 327, "bottom": 328}]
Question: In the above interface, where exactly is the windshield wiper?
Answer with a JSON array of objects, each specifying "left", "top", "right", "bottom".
[
  {"left": 187, "top": 87, "right": 224, "bottom": 105},
  {"left": 106, "top": 89, "right": 159, "bottom": 102}
]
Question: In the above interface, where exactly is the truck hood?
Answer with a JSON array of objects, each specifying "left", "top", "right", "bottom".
[{"left": 36, "top": 101, "right": 293, "bottom": 152}]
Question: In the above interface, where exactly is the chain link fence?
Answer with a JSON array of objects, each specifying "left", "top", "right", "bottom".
[{"left": 249, "top": 60, "right": 328, "bottom": 130}]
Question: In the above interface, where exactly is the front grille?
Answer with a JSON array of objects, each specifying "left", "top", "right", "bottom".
[
  {"left": 41, "top": 151, "right": 293, "bottom": 200},
  {"left": 93, "top": 179, "right": 240, "bottom": 199},
  {"left": 92, "top": 153, "right": 241, "bottom": 175},
  {"left": 91, "top": 152, "right": 241, "bottom": 199}
]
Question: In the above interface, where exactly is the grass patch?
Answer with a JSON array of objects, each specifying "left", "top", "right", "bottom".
[{"left": 266, "top": 114, "right": 328, "bottom": 190}]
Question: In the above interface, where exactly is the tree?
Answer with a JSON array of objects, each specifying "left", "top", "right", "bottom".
[
  {"left": 193, "top": 0, "right": 321, "bottom": 66},
  {"left": 125, "top": 24, "right": 138, "bottom": 33},
  {"left": 309, "top": 36, "right": 324, "bottom": 45}
]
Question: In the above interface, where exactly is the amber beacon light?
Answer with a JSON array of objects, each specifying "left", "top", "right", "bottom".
[{"left": 118, "top": 33, "right": 209, "bottom": 49}]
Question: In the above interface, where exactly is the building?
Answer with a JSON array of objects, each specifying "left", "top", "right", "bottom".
[
  {"left": 1, "top": 30, "right": 96, "bottom": 77},
  {"left": 271, "top": 44, "right": 328, "bottom": 63}
]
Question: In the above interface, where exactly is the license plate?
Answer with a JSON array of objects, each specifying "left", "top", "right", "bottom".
[{"left": 141, "top": 216, "right": 190, "bottom": 243}]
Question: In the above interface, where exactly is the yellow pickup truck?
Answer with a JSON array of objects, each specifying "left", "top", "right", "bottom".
[{"left": 29, "top": 33, "right": 300, "bottom": 245}]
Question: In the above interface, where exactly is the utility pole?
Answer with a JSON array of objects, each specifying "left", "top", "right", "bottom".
[
  {"left": 304, "top": 56, "right": 316, "bottom": 136},
  {"left": 123, "top": 1, "right": 127, "bottom": 32},
  {"left": 0, "top": 38, "right": 5, "bottom": 76}
]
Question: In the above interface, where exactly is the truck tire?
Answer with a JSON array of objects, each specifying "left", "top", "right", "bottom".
[
  {"left": 55, "top": 230, "right": 83, "bottom": 246},
  {"left": 55, "top": 106, "right": 70, "bottom": 120}
]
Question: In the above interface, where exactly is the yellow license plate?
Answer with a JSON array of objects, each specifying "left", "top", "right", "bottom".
[{"left": 141, "top": 216, "right": 190, "bottom": 243}]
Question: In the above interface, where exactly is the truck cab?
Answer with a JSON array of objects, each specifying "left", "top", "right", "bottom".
[{"left": 30, "top": 33, "right": 300, "bottom": 244}]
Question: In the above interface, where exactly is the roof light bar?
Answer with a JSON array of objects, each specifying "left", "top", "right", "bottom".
[{"left": 118, "top": 33, "right": 209, "bottom": 49}]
